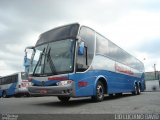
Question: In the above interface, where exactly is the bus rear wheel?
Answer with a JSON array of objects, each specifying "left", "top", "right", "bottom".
[
  {"left": 92, "top": 81, "right": 104, "bottom": 102},
  {"left": 57, "top": 96, "right": 70, "bottom": 103},
  {"left": 137, "top": 84, "right": 141, "bottom": 95},
  {"left": 132, "top": 84, "right": 140, "bottom": 95}
]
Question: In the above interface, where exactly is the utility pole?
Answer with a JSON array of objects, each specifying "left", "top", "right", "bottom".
[{"left": 154, "top": 64, "right": 156, "bottom": 79}]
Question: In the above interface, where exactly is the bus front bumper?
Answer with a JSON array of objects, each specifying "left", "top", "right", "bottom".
[
  {"left": 28, "top": 84, "right": 75, "bottom": 97},
  {"left": 15, "top": 88, "right": 30, "bottom": 95}
]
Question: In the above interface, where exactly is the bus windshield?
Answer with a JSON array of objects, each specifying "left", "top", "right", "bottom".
[{"left": 29, "top": 39, "right": 75, "bottom": 76}]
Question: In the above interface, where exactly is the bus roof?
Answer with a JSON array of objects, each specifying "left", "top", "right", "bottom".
[
  {"left": 0, "top": 72, "right": 25, "bottom": 78},
  {"left": 36, "top": 23, "right": 80, "bottom": 46}
]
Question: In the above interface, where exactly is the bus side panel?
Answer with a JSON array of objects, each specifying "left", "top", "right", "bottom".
[
  {"left": 69, "top": 72, "right": 96, "bottom": 97},
  {"left": 69, "top": 69, "right": 144, "bottom": 97},
  {"left": 69, "top": 70, "right": 135, "bottom": 97},
  {"left": 107, "top": 72, "right": 134, "bottom": 93},
  {"left": 108, "top": 71, "right": 145, "bottom": 94},
  {"left": 91, "top": 70, "right": 135, "bottom": 94}
]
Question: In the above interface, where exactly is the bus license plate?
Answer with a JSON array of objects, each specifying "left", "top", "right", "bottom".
[{"left": 39, "top": 89, "right": 47, "bottom": 94}]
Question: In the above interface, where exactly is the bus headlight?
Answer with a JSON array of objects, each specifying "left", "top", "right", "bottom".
[{"left": 56, "top": 80, "right": 72, "bottom": 86}]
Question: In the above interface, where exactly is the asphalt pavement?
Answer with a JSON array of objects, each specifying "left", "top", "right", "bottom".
[{"left": 0, "top": 92, "right": 160, "bottom": 114}]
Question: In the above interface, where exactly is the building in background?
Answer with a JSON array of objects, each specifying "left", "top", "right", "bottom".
[{"left": 145, "top": 71, "right": 160, "bottom": 80}]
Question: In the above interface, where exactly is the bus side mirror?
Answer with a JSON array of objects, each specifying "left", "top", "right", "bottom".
[
  {"left": 24, "top": 46, "right": 34, "bottom": 73},
  {"left": 78, "top": 42, "right": 85, "bottom": 55}
]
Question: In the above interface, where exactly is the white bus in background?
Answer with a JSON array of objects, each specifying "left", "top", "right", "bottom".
[{"left": 0, "top": 72, "right": 30, "bottom": 98}]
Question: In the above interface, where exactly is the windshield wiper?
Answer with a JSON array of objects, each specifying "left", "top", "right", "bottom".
[
  {"left": 32, "top": 74, "right": 47, "bottom": 77},
  {"left": 46, "top": 48, "right": 57, "bottom": 75},
  {"left": 33, "top": 48, "right": 45, "bottom": 76}
]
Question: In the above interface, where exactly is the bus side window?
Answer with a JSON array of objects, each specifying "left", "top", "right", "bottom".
[
  {"left": 1, "top": 78, "right": 4, "bottom": 85},
  {"left": 9, "top": 76, "right": 12, "bottom": 84},
  {"left": 3, "top": 78, "right": 6, "bottom": 85},
  {"left": 12, "top": 75, "right": 17, "bottom": 83},
  {"left": 6, "top": 77, "right": 8, "bottom": 84},
  {"left": 13, "top": 75, "right": 18, "bottom": 83},
  {"left": 11, "top": 76, "right": 14, "bottom": 83}
]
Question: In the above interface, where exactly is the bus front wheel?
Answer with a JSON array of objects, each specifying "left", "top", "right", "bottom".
[
  {"left": 2, "top": 91, "right": 7, "bottom": 98},
  {"left": 57, "top": 96, "right": 70, "bottom": 103},
  {"left": 92, "top": 81, "right": 104, "bottom": 102}
]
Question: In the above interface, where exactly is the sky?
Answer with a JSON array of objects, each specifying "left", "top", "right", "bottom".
[{"left": 0, "top": 0, "right": 160, "bottom": 76}]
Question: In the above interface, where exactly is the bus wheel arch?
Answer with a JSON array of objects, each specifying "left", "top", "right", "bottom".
[{"left": 92, "top": 76, "right": 108, "bottom": 102}]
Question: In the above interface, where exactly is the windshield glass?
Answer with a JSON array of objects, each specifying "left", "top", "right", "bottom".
[
  {"left": 29, "top": 39, "right": 75, "bottom": 76},
  {"left": 29, "top": 44, "right": 47, "bottom": 75}
]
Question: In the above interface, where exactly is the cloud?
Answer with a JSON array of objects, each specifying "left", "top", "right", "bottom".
[
  {"left": 137, "top": 39, "right": 160, "bottom": 57},
  {"left": 0, "top": 0, "right": 160, "bottom": 76},
  {"left": 96, "top": 10, "right": 160, "bottom": 60}
]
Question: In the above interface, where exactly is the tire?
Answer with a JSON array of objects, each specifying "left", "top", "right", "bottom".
[
  {"left": 26, "top": 93, "right": 30, "bottom": 97},
  {"left": 92, "top": 81, "right": 104, "bottom": 102},
  {"left": 58, "top": 96, "right": 70, "bottom": 103},
  {"left": 132, "top": 84, "right": 137, "bottom": 95},
  {"left": 137, "top": 84, "right": 141, "bottom": 95},
  {"left": 2, "top": 91, "right": 7, "bottom": 98},
  {"left": 132, "top": 84, "right": 140, "bottom": 95}
]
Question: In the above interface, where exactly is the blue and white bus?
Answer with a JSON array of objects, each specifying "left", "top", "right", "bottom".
[
  {"left": 27, "top": 23, "right": 145, "bottom": 102},
  {"left": 0, "top": 72, "right": 30, "bottom": 98}
]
